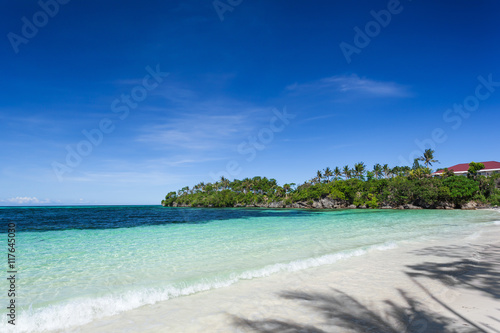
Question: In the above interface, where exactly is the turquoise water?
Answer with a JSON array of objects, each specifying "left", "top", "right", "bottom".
[{"left": 0, "top": 206, "right": 499, "bottom": 332}]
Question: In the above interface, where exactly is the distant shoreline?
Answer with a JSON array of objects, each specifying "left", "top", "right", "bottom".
[
  {"left": 162, "top": 168, "right": 500, "bottom": 211},
  {"left": 164, "top": 198, "right": 494, "bottom": 210}
]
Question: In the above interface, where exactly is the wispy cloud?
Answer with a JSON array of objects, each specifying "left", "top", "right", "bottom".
[
  {"left": 135, "top": 84, "right": 272, "bottom": 153},
  {"left": 64, "top": 170, "right": 188, "bottom": 186},
  {"left": 143, "top": 156, "right": 227, "bottom": 167},
  {"left": 59, "top": 156, "right": 207, "bottom": 185},
  {"left": 303, "top": 114, "right": 338, "bottom": 122},
  {"left": 287, "top": 74, "right": 412, "bottom": 98},
  {"left": 136, "top": 113, "right": 254, "bottom": 150}
]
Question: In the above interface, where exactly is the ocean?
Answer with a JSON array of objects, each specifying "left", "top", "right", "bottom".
[{"left": 1, "top": 206, "right": 499, "bottom": 332}]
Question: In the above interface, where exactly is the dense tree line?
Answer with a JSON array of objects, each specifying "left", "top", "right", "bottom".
[{"left": 161, "top": 150, "right": 500, "bottom": 209}]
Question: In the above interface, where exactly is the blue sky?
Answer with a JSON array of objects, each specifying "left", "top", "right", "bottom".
[{"left": 1, "top": 0, "right": 499, "bottom": 205}]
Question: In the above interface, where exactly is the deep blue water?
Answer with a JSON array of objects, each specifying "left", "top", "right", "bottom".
[{"left": 0, "top": 205, "right": 319, "bottom": 232}]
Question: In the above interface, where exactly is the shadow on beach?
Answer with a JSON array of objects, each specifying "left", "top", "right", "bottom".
[
  {"left": 406, "top": 244, "right": 500, "bottom": 300},
  {"left": 231, "top": 244, "right": 500, "bottom": 333}
]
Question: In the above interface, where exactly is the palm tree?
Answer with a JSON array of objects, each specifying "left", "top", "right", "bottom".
[
  {"left": 283, "top": 183, "right": 293, "bottom": 199},
  {"left": 180, "top": 186, "right": 189, "bottom": 196},
  {"left": 382, "top": 164, "right": 391, "bottom": 179},
  {"left": 373, "top": 164, "right": 383, "bottom": 179},
  {"left": 323, "top": 167, "right": 333, "bottom": 183},
  {"left": 205, "top": 183, "right": 214, "bottom": 193},
  {"left": 342, "top": 165, "right": 351, "bottom": 180},
  {"left": 354, "top": 162, "right": 366, "bottom": 180},
  {"left": 334, "top": 166, "right": 342, "bottom": 180},
  {"left": 418, "top": 149, "right": 439, "bottom": 168},
  {"left": 242, "top": 178, "right": 251, "bottom": 194},
  {"left": 316, "top": 170, "right": 323, "bottom": 184},
  {"left": 220, "top": 176, "right": 230, "bottom": 190},
  {"left": 231, "top": 179, "right": 242, "bottom": 193},
  {"left": 412, "top": 158, "right": 421, "bottom": 170},
  {"left": 252, "top": 176, "right": 262, "bottom": 194},
  {"left": 275, "top": 186, "right": 285, "bottom": 198}
]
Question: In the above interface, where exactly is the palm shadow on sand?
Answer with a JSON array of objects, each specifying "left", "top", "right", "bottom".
[
  {"left": 231, "top": 244, "right": 500, "bottom": 333},
  {"left": 406, "top": 244, "right": 500, "bottom": 299}
]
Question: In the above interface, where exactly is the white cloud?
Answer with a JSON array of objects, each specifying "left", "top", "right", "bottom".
[
  {"left": 1, "top": 197, "right": 51, "bottom": 205},
  {"left": 287, "top": 74, "right": 411, "bottom": 98}
]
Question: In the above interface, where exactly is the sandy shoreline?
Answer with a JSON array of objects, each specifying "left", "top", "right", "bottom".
[{"left": 66, "top": 220, "right": 500, "bottom": 333}]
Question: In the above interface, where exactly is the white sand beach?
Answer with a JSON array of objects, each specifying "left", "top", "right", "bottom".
[{"left": 67, "top": 217, "right": 500, "bottom": 333}]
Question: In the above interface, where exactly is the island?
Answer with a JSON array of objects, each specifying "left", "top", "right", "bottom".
[{"left": 162, "top": 151, "right": 500, "bottom": 210}]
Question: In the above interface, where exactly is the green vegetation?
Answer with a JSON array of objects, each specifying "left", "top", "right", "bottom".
[
  {"left": 467, "top": 162, "right": 485, "bottom": 180},
  {"left": 162, "top": 155, "right": 500, "bottom": 209}
]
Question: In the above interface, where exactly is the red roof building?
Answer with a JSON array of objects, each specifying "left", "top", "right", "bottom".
[{"left": 432, "top": 161, "right": 500, "bottom": 176}]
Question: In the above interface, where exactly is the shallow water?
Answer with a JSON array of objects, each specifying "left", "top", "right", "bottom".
[{"left": 0, "top": 206, "right": 499, "bottom": 332}]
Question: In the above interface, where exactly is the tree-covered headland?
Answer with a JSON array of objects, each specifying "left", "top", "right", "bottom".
[{"left": 162, "top": 150, "right": 500, "bottom": 209}]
